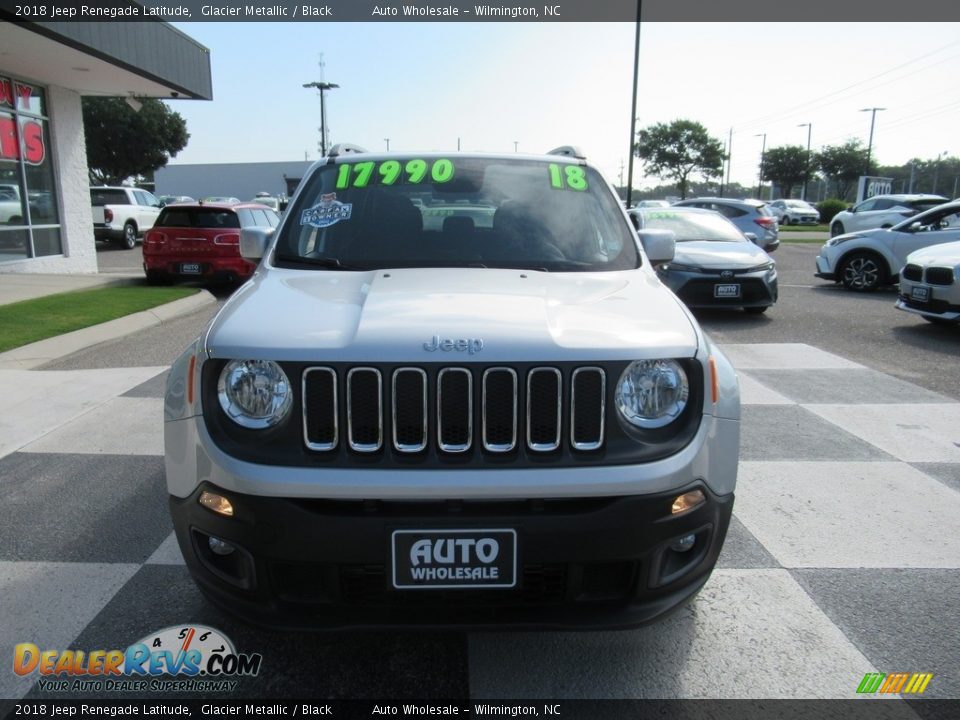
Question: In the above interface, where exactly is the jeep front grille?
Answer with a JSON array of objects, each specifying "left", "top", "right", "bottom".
[{"left": 301, "top": 365, "right": 606, "bottom": 455}]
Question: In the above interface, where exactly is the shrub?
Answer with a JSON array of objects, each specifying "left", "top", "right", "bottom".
[{"left": 817, "top": 199, "right": 848, "bottom": 225}]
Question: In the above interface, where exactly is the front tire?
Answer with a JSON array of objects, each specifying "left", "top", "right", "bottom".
[
  {"left": 840, "top": 251, "right": 888, "bottom": 292},
  {"left": 781, "top": 215, "right": 791, "bottom": 226},
  {"left": 120, "top": 222, "right": 137, "bottom": 250},
  {"left": 830, "top": 221, "right": 845, "bottom": 237}
]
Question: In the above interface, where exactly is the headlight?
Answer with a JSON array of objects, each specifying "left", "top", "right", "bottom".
[
  {"left": 217, "top": 359, "right": 293, "bottom": 429},
  {"left": 660, "top": 262, "right": 700, "bottom": 272},
  {"left": 827, "top": 235, "right": 858, "bottom": 247},
  {"left": 615, "top": 359, "right": 689, "bottom": 429},
  {"left": 745, "top": 261, "right": 775, "bottom": 273}
]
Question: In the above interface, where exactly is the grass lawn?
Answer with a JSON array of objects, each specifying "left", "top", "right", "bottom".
[
  {"left": 0, "top": 286, "right": 197, "bottom": 353},
  {"left": 779, "top": 224, "right": 829, "bottom": 232},
  {"left": 781, "top": 237, "right": 827, "bottom": 244}
]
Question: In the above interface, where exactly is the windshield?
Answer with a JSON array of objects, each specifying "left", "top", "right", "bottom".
[
  {"left": 274, "top": 156, "right": 638, "bottom": 272},
  {"left": 638, "top": 210, "right": 746, "bottom": 243},
  {"left": 155, "top": 207, "right": 241, "bottom": 229}
]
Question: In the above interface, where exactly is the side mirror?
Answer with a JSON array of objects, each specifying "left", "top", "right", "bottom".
[
  {"left": 744, "top": 232, "right": 759, "bottom": 245},
  {"left": 240, "top": 226, "right": 275, "bottom": 261},
  {"left": 638, "top": 228, "right": 675, "bottom": 265}
]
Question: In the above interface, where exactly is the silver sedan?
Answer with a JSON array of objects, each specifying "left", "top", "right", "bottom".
[{"left": 630, "top": 206, "right": 778, "bottom": 314}]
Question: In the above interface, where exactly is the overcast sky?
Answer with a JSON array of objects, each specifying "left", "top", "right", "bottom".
[{"left": 168, "top": 21, "right": 960, "bottom": 190}]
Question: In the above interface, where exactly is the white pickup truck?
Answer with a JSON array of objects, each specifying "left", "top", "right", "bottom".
[{"left": 90, "top": 186, "right": 162, "bottom": 249}]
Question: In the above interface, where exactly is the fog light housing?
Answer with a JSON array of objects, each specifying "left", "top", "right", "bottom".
[
  {"left": 672, "top": 489, "right": 705, "bottom": 515},
  {"left": 208, "top": 536, "right": 235, "bottom": 556},
  {"left": 199, "top": 491, "right": 234, "bottom": 517},
  {"left": 669, "top": 533, "right": 696, "bottom": 553}
]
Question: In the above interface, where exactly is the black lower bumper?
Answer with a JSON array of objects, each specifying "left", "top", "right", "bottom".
[{"left": 170, "top": 482, "right": 734, "bottom": 631}]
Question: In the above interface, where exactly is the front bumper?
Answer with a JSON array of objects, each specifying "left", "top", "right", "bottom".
[
  {"left": 896, "top": 278, "right": 960, "bottom": 322},
  {"left": 170, "top": 482, "right": 733, "bottom": 630},
  {"left": 661, "top": 268, "right": 778, "bottom": 309},
  {"left": 815, "top": 252, "right": 836, "bottom": 280}
]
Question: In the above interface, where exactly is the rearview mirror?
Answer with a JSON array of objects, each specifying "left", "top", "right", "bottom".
[
  {"left": 638, "top": 229, "right": 675, "bottom": 265},
  {"left": 240, "top": 226, "right": 275, "bottom": 261}
]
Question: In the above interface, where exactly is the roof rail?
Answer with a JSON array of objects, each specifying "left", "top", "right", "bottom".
[
  {"left": 328, "top": 143, "right": 368, "bottom": 158},
  {"left": 547, "top": 145, "right": 586, "bottom": 160}
]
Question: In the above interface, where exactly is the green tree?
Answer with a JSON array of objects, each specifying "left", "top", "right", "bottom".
[
  {"left": 82, "top": 97, "right": 189, "bottom": 185},
  {"left": 815, "top": 140, "right": 868, "bottom": 201},
  {"left": 635, "top": 120, "right": 724, "bottom": 200},
  {"left": 760, "top": 145, "right": 808, "bottom": 199}
]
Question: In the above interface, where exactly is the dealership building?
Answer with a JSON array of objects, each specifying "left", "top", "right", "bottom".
[{"left": 0, "top": 20, "right": 211, "bottom": 274}]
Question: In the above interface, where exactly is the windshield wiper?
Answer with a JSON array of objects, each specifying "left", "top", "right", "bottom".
[{"left": 278, "top": 256, "right": 366, "bottom": 271}]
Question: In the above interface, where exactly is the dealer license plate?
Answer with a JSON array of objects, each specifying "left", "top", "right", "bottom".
[
  {"left": 391, "top": 529, "right": 517, "bottom": 589},
  {"left": 180, "top": 263, "right": 201, "bottom": 275},
  {"left": 910, "top": 285, "right": 930, "bottom": 302},
  {"left": 714, "top": 283, "right": 741, "bottom": 298}
]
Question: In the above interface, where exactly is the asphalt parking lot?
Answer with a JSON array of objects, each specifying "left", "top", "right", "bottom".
[{"left": 0, "top": 239, "right": 955, "bottom": 704}]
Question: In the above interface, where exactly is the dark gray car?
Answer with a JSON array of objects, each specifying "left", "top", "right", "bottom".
[{"left": 631, "top": 206, "right": 778, "bottom": 314}]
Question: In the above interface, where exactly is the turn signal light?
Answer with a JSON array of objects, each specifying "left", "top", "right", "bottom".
[
  {"left": 199, "top": 491, "right": 234, "bottom": 517},
  {"left": 671, "top": 489, "right": 705, "bottom": 515}
]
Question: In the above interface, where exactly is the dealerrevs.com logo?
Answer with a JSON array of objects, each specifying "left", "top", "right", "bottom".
[{"left": 13, "top": 625, "right": 262, "bottom": 693}]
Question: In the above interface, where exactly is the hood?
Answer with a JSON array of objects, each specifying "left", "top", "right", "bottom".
[
  {"left": 205, "top": 267, "right": 699, "bottom": 362},
  {"left": 673, "top": 241, "right": 771, "bottom": 269},
  {"left": 908, "top": 240, "right": 960, "bottom": 267}
]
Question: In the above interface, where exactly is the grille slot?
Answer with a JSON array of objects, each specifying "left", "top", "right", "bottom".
[
  {"left": 438, "top": 368, "right": 472, "bottom": 453},
  {"left": 571, "top": 367, "right": 605, "bottom": 451},
  {"left": 301, "top": 364, "right": 608, "bottom": 456},
  {"left": 902, "top": 264, "right": 923, "bottom": 282},
  {"left": 347, "top": 368, "right": 382, "bottom": 452},
  {"left": 392, "top": 368, "right": 427, "bottom": 452},
  {"left": 303, "top": 367, "right": 338, "bottom": 451},
  {"left": 482, "top": 368, "right": 517, "bottom": 452},
  {"left": 527, "top": 368, "right": 561, "bottom": 451},
  {"left": 926, "top": 267, "right": 954, "bottom": 286}
]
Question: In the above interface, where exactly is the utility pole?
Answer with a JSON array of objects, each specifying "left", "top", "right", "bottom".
[
  {"left": 754, "top": 133, "right": 766, "bottom": 200},
  {"left": 625, "top": 1, "right": 642, "bottom": 208},
  {"left": 384, "top": 138, "right": 390, "bottom": 151},
  {"left": 798, "top": 122, "right": 812, "bottom": 200},
  {"left": 860, "top": 107, "right": 885, "bottom": 176},
  {"left": 619, "top": 159, "right": 625, "bottom": 191},
  {"left": 720, "top": 127, "right": 732, "bottom": 199},
  {"left": 457, "top": 137, "right": 461, "bottom": 151},
  {"left": 514, "top": 141, "right": 519, "bottom": 153},
  {"left": 933, "top": 150, "right": 948, "bottom": 194},
  {"left": 303, "top": 80, "right": 340, "bottom": 156},
  {"left": 908, "top": 161, "right": 916, "bottom": 193}
]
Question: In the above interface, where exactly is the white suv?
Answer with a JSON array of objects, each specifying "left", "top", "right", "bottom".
[
  {"left": 829, "top": 194, "right": 947, "bottom": 238},
  {"left": 816, "top": 200, "right": 960, "bottom": 291},
  {"left": 163, "top": 145, "right": 741, "bottom": 629}
]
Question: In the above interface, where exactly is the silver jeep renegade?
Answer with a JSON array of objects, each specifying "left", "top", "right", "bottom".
[{"left": 163, "top": 145, "right": 740, "bottom": 630}]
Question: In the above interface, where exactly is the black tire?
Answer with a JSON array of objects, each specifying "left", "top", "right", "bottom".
[
  {"left": 743, "top": 305, "right": 769, "bottom": 314},
  {"left": 830, "top": 221, "right": 845, "bottom": 237},
  {"left": 8, "top": 215, "right": 22, "bottom": 226},
  {"left": 781, "top": 215, "right": 791, "bottom": 226},
  {"left": 120, "top": 222, "right": 137, "bottom": 250},
  {"left": 840, "top": 251, "right": 888, "bottom": 292}
]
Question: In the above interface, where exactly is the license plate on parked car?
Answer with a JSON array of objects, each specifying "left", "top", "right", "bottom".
[
  {"left": 180, "top": 263, "right": 201, "bottom": 274},
  {"left": 714, "top": 284, "right": 741, "bottom": 298},
  {"left": 391, "top": 529, "right": 517, "bottom": 589},
  {"left": 910, "top": 285, "right": 930, "bottom": 302}
]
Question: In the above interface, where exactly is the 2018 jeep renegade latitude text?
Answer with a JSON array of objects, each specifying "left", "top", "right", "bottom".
[{"left": 163, "top": 146, "right": 741, "bottom": 629}]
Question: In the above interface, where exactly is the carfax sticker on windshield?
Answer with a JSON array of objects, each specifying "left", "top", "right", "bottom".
[{"left": 301, "top": 193, "right": 353, "bottom": 228}]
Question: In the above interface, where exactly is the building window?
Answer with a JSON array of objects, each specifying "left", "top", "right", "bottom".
[{"left": 0, "top": 75, "right": 62, "bottom": 263}]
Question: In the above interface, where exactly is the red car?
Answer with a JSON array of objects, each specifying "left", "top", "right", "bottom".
[{"left": 142, "top": 202, "right": 280, "bottom": 285}]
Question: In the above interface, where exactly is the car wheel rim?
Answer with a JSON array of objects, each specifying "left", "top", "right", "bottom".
[{"left": 844, "top": 258, "right": 878, "bottom": 289}]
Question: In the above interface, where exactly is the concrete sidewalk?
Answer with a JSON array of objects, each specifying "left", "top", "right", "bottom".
[
  {"left": 0, "top": 271, "right": 142, "bottom": 306},
  {"left": 0, "top": 272, "right": 216, "bottom": 369}
]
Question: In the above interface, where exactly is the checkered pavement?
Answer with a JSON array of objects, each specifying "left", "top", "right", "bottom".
[{"left": 1, "top": 343, "right": 957, "bottom": 701}]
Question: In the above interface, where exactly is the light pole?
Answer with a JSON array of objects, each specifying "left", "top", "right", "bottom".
[
  {"left": 798, "top": 122, "right": 812, "bottom": 200},
  {"left": 860, "top": 107, "right": 885, "bottom": 176},
  {"left": 303, "top": 81, "right": 340, "bottom": 156},
  {"left": 754, "top": 133, "right": 766, "bottom": 200},
  {"left": 514, "top": 141, "right": 519, "bottom": 153},
  {"left": 384, "top": 138, "right": 390, "bottom": 151},
  {"left": 933, "top": 150, "right": 948, "bottom": 194}
]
